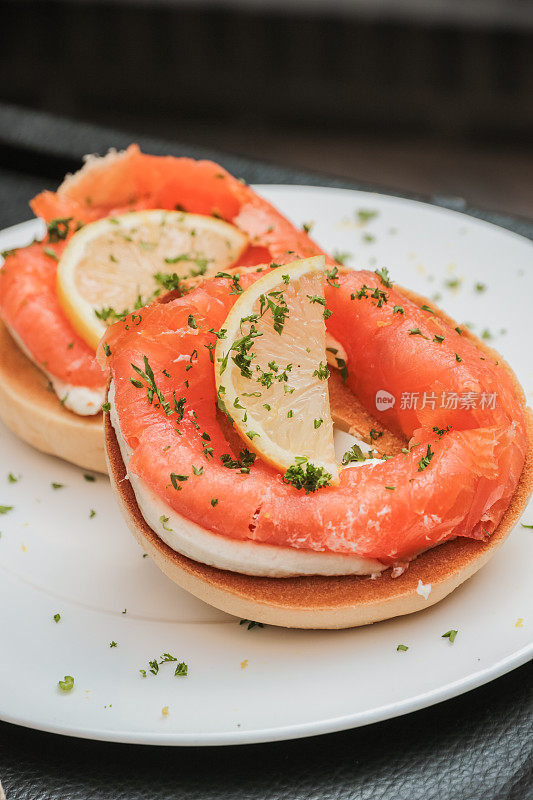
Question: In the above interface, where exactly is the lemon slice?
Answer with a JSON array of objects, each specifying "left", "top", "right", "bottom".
[
  {"left": 215, "top": 255, "right": 339, "bottom": 486},
  {"left": 57, "top": 209, "right": 248, "bottom": 350}
]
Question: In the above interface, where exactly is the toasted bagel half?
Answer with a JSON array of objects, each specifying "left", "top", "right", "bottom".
[
  {"left": 0, "top": 320, "right": 106, "bottom": 472},
  {"left": 103, "top": 283, "right": 533, "bottom": 628}
]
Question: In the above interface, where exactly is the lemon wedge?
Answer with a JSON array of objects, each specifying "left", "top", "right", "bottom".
[
  {"left": 57, "top": 209, "right": 248, "bottom": 350},
  {"left": 215, "top": 256, "right": 339, "bottom": 486}
]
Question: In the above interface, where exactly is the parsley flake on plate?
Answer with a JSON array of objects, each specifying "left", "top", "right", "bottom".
[{"left": 442, "top": 629, "right": 458, "bottom": 643}]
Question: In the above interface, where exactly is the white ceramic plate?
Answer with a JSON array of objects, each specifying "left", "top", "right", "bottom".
[{"left": 0, "top": 185, "right": 532, "bottom": 746}]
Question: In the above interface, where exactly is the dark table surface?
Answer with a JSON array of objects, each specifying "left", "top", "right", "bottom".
[{"left": 0, "top": 103, "right": 531, "bottom": 800}]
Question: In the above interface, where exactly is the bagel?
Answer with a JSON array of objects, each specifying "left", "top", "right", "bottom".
[
  {"left": 103, "top": 280, "right": 533, "bottom": 629},
  {"left": 0, "top": 319, "right": 105, "bottom": 472}
]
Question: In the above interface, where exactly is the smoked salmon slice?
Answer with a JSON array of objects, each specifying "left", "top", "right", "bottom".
[
  {"left": 0, "top": 146, "right": 329, "bottom": 409},
  {"left": 102, "top": 267, "right": 527, "bottom": 564}
]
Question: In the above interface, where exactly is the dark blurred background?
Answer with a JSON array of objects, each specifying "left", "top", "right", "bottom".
[{"left": 1, "top": 0, "right": 533, "bottom": 216}]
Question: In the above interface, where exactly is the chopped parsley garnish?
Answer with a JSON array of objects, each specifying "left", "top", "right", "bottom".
[
  {"left": 103, "top": 343, "right": 111, "bottom": 357},
  {"left": 397, "top": 644, "right": 409, "bottom": 652},
  {"left": 441, "top": 629, "right": 458, "bottom": 643},
  {"left": 455, "top": 326, "right": 463, "bottom": 335},
  {"left": 130, "top": 355, "right": 174, "bottom": 414},
  {"left": 283, "top": 458, "right": 332, "bottom": 493},
  {"left": 332, "top": 250, "right": 351, "bottom": 266},
  {"left": 89, "top": 509, "right": 96, "bottom": 518},
  {"left": 375, "top": 267, "right": 392, "bottom": 287},
  {"left": 43, "top": 247, "right": 59, "bottom": 261},
  {"left": 47, "top": 217, "right": 72, "bottom": 242},
  {"left": 7, "top": 472, "right": 19, "bottom": 483},
  {"left": 139, "top": 241, "right": 156, "bottom": 251},
  {"left": 258, "top": 290, "right": 289, "bottom": 335},
  {"left": 335, "top": 357, "right": 349, "bottom": 383},
  {"left": 51, "top": 482, "right": 64, "bottom": 490},
  {"left": 220, "top": 324, "right": 263, "bottom": 378},
  {"left": 313, "top": 362, "right": 329, "bottom": 381},
  {"left": 153, "top": 271, "right": 183, "bottom": 292},
  {"left": 160, "top": 653, "right": 176, "bottom": 663},
  {"left": 95, "top": 306, "right": 129, "bottom": 323},
  {"left": 53, "top": 613, "right": 61, "bottom": 623},
  {"left": 160, "top": 515, "right": 173, "bottom": 531},
  {"left": 418, "top": 445, "right": 434, "bottom": 472},
  {"left": 475, "top": 282, "right": 486, "bottom": 293},
  {"left": 326, "top": 266, "right": 340, "bottom": 288},
  {"left": 256, "top": 360, "right": 292, "bottom": 389},
  {"left": 408, "top": 328, "right": 428, "bottom": 339},
  {"left": 140, "top": 654, "right": 188, "bottom": 678},
  {"left": 215, "top": 271, "right": 243, "bottom": 294},
  {"left": 164, "top": 254, "right": 209, "bottom": 276},
  {"left": 211, "top": 498, "right": 219, "bottom": 507},
  {"left": 385, "top": 485, "right": 395, "bottom": 490},
  {"left": 432, "top": 425, "right": 451, "bottom": 438},
  {"left": 192, "top": 465, "right": 204, "bottom": 476},
  {"left": 445, "top": 278, "right": 462, "bottom": 290},
  {"left": 58, "top": 675, "right": 74, "bottom": 692},
  {"left": 455, "top": 353, "right": 462, "bottom": 362},
  {"left": 421, "top": 304, "right": 434, "bottom": 313},
  {"left": 314, "top": 418, "right": 323, "bottom": 429},
  {"left": 84, "top": 474, "right": 96, "bottom": 482},
  {"left": 170, "top": 473, "right": 189, "bottom": 489},
  {"left": 521, "top": 523, "right": 533, "bottom": 529},
  {"left": 433, "top": 334, "right": 445, "bottom": 344},
  {"left": 341, "top": 444, "right": 366, "bottom": 465},
  {"left": 351, "top": 284, "right": 388, "bottom": 307},
  {"left": 188, "top": 314, "right": 197, "bottom": 329},
  {"left": 369, "top": 429, "right": 383, "bottom": 444},
  {"left": 240, "top": 619, "right": 264, "bottom": 630},
  {"left": 393, "top": 306, "right": 404, "bottom": 314},
  {"left": 357, "top": 209, "right": 378, "bottom": 223},
  {"left": 109, "top": 641, "right": 118, "bottom": 648},
  {"left": 102, "top": 402, "right": 111, "bottom": 412},
  {"left": 302, "top": 221, "right": 314, "bottom": 234},
  {"left": 307, "top": 294, "right": 326, "bottom": 305}
]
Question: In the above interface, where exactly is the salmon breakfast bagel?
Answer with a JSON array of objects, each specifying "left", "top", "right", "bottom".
[{"left": 101, "top": 258, "right": 533, "bottom": 629}]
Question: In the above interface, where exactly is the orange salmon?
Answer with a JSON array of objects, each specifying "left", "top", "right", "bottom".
[
  {"left": 0, "top": 146, "right": 329, "bottom": 406},
  {"left": 101, "top": 268, "right": 527, "bottom": 564}
]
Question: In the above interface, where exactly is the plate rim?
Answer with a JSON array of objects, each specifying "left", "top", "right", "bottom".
[{"left": 0, "top": 643, "right": 531, "bottom": 747}]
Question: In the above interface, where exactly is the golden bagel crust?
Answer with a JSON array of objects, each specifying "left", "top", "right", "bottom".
[
  {"left": 104, "top": 285, "right": 533, "bottom": 629},
  {"left": 0, "top": 320, "right": 106, "bottom": 472}
]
